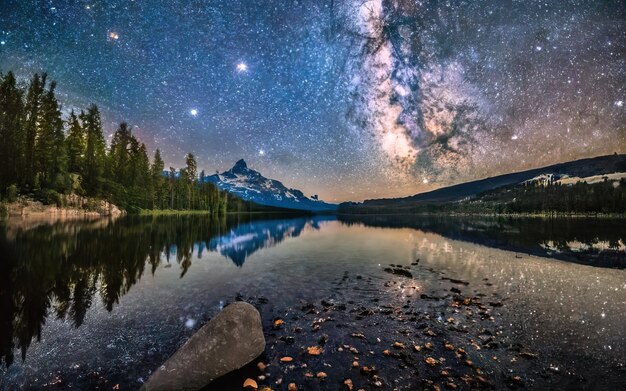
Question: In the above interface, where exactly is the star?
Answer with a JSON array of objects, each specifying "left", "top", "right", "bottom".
[
  {"left": 236, "top": 62, "right": 248, "bottom": 72},
  {"left": 0, "top": 0, "right": 622, "bottom": 203}
]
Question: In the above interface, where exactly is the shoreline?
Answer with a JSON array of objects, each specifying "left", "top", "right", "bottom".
[
  {"left": 2, "top": 196, "right": 124, "bottom": 220},
  {"left": 337, "top": 211, "right": 626, "bottom": 219}
]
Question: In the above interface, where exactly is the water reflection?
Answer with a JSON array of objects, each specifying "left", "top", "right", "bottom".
[
  {"left": 338, "top": 215, "right": 626, "bottom": 268},
  {"left": 0, "top": 213, "right": 322, "bottom": 367},
  {"left": 207, "top": 216, "right": 334, "bottom": 266},
  {"left": 1, "top": 213, "right": 625, "bottom": 370}
]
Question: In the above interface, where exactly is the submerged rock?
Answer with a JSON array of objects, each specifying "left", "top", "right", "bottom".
[
  {"left": 141, "top": 302, "right": 265, "bottom": 391},
  {"left": 383, "top": 267, "right": 413, "bottom": 278}
]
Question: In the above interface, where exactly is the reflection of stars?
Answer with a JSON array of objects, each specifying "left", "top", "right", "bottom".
[
  {"left": 236, "top": 62, "right": 248, "bottom": 72},
  {"left": 190, "top": 109, "right": 198, "bottom": 116}
]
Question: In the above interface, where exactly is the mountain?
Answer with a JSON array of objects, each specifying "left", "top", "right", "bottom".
[
  {"left": 203, "top": 159, "right": 337, "bottom": 212},
  {"left": 344, "top": 154, "right": 626, "bottom": 210}
]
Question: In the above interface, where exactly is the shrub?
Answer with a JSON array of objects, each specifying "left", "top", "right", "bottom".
[
  {"left": 6, "top": 184, "right": 18, "bottom": 202},
  {"left": 36, "top": 189, "right": 63, "bottom": 206}
]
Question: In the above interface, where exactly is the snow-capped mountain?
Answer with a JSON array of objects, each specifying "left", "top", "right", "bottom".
[{"left": 203, "top": 159, "right": 336, "bottom": 212}]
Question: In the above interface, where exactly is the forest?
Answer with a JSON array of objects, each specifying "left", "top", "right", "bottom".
[
  {"left": 339, "top": 178, "right": 626, "bottom": 215},
  {"left": 0, "top": 71, "right": 256, "bottom": 213}
]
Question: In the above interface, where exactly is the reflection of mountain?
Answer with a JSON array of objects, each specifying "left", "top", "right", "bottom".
[
  {"left": 0, "top": 213, "right": 310, "bottom": 368},
  {"left": 339, "top": 215, "right": 626, "bottom": 269},
  {"left": 207, "top": 216, "right": 334, "bottom": 266}
]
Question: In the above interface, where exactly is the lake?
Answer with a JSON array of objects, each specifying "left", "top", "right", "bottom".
[{"left": 1, "top": 214, "right": 625, "bottom": 389}]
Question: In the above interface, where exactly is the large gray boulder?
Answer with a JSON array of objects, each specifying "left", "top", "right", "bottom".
[{"left": 141, "top": 302, "right": 265, "bottom": 391}]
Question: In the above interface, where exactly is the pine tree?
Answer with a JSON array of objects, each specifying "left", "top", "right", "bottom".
[
  {"left": 65, "top": 110, "right": 85, "bottom": 174},
  {"left": 23, "top": 73, "right": 46, "bottom": 189},
  {"left": 0, "top": 71, "right": 24, "bottom": 191},
  {"left": 36, "top": 81, "right": 68, "bottom": 191},
  {"left": 151, "top": 149, "right": 165, "bottom": 209},
  {"left": 128, "top": 140, "right": 151, "bottom": 208},
  {"left": 182, "top": 153, "right": 197, "bottom": 209},
  {"left": 168, "top": 166, "right": 176, "bottom": 209},
  {"left": 108, "top": 122, "right": 133, "bottom": 186},
  {"left": 82, "top": 104, "right": 106, "bottom": 196}
]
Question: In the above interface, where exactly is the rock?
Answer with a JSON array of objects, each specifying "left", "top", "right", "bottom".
[
  {"left": 424, "top": 357, "right": 439, "bottom": 366},
  {"left": 441, "top": 277, "right": 469, "bottom": 285},
  {"left": 243, "top": 378, "right": 258, "bottom": 389},
  {"left": 383, "top": 267, "right": 413, "bottom": 278},
  {"left": 141, "top": 302, "right": 265, "bottom": 391},
  {"left": 519, "top": 351, "right": 538, "bottom": 359}
]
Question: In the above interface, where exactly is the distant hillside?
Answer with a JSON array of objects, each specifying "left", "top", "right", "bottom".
[{"left": 341, "top": 154, "right": 626, "bottom": 213}]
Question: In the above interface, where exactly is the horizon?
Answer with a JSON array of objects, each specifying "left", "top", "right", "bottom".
[
  {"left": 203, "top": 152, "right": 626, "bottom": 204},
  {"left": 1, "top": 0, "right": 625, "bottom": 203}
]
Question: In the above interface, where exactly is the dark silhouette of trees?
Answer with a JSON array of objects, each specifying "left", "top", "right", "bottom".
[
  {"left": 0, "top": 71, "right": 255, "bottom": 213},
  {"left": 0, "top": 72, "right": 24, "bottom": 188}
]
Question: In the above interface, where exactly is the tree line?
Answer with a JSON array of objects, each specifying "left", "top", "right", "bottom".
[
  {"left": 339, "top": 178, "right": 626, "bottom": 215},
  {"left": 482, "top": 178, "right": 626, "bottom": 215},
  {"left": 0, "top": 71, "right": 256, "bottom": 213}
]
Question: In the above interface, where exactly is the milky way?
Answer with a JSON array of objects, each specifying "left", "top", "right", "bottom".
[{"left": 1, "top": 0, "right": 624, "bottom": 202}]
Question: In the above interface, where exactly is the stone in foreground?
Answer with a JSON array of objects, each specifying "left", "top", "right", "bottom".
[{"left": 141, "top": 302, "right": 265, "bottom": 391}]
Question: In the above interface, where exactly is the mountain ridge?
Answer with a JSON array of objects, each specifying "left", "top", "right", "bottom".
[
  {"left": 347, "top": 154, "right": 626, "bottom": 208},
  {"left": 203, "top": 159, "right": 337, "bottom": 212}
]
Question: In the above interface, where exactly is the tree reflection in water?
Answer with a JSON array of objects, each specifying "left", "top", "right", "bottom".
[
  {"left": 338, "top": 215, "right": 626, "bottom": 268},
  {"left": 1, "top": 213, "right": 623, "bottom": 368},
  {"left": 0, "top": 213, "right": 321, "bottom": 367}
]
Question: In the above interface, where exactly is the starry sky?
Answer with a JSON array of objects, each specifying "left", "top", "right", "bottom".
[{"left": 1, "top": 0, "right": 625, "bottom": 202}]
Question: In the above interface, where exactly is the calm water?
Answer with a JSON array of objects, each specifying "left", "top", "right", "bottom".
[{"left": 1, "top": 214, "right": 625, "bottom": 389}]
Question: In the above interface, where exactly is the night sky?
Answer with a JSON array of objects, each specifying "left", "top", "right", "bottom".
[{"left": 1, "top": 0, "right": 625, "bottom": 202}]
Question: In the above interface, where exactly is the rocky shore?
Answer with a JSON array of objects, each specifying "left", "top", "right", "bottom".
[
  {"left": 2, "top": 195, "right": 123, "bottom": 222},
  {"left": 203, "top": 261, "right": 583, "bottom": 390}
]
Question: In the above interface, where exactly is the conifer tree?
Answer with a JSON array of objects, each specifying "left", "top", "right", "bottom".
[
  {"left": 23, "top": 73, "right": 46, "bottom": 188},
  {"left": 0, "top": 71, "right": 24, "bottom": 190},
  {"left": 151, "top": 149, "right": 165, "bottom": 209},
  {"left": 108, "top": 122, "right": 133, "bottom": 186},
  {"left": 36, "top": 81, "right": 68, "bottom": 191},
  {"left": 65, "top": 110, "right": 85, "bottom": 174},
  {"left": 82, "top": 104, "right": 106, "bottom": 195},
  {"left": 182, "top": 153, "right": 197, "bottom": 209}
]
